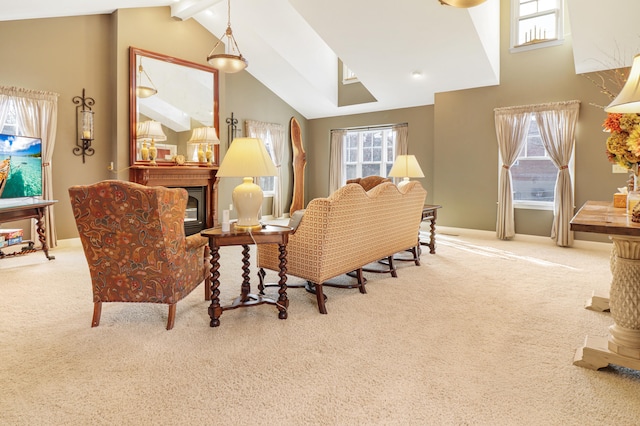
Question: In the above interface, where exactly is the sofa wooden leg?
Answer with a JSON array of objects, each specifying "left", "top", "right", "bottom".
[
  {"left": 388, "top": 256, "right": 398, "bottom": 278},
  {"left": 315, "top": 283, "right": 327, "bottom": 314},
  {"left": 91, "top": 301, "right": 102, "bottom": 327},
  {"left": 167, "top": 304, "right": 176, "bottom": 330},
  {"left": 356, "top": 268, "right": 367, "bottom": 294}
]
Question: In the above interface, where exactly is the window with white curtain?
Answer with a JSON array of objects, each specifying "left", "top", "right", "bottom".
[
  {"left": 506, "top": 113, "right": 574, "bottom": 210},
  {"left": 258, "top": 133, "right": 275, "bottom": 195},
  {"left": 342, "top": 127, "right": 396, "bottom": 185}
]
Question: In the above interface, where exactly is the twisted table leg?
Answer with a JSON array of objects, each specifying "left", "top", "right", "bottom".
[{"left": 208, "top": 246, "right": 222, "bottom": 327}]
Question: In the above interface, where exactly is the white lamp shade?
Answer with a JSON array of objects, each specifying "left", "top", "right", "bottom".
[
  {"left": 188, "top": 127, "right": 220, "bottom": 144},
  {"left": 388, "top": 155, "right": 425, "bottom": 179},
  {"left": 217, "top": 137, "right": 277, "bottom": 177},
  {"left": 217, "top": 137, "right": 277, "bottom": 230},
  {"left": 606, "top": 54, "right": 640, "bottom": 113},
  {"left": 136, "top": 120, "right": 167, "bottom": 142}
]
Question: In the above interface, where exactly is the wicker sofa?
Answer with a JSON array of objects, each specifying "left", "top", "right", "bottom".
[{"left": 257, "top": 181, "right": 427, "bottom": 314}]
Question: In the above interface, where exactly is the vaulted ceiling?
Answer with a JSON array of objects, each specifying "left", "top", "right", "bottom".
[{"left": 0, "top": 0, "right": 638, "bottom": 119}]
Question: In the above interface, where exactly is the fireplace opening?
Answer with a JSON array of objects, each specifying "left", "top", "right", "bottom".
[{"left": 183, "top": 186, "right": 206, "bottom": 236}]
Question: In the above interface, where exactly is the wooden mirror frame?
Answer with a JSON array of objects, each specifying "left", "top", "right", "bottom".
[{"left": 129, "top": 47, "right": 220, "bottom": 166}]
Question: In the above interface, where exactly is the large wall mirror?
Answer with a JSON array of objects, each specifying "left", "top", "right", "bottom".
[{"left": 129, "top": 47, "right": 219, "bottom": 166}]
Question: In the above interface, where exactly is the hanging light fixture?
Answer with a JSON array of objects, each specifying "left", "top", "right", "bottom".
[
  {"left": 206, "top": 0, "right": 248, "bottom": 73},
  {"left": 438, "top": 0, "right": 487, "bottom": 7},
  {"left": 136, "top": 59, "right": 158, "bottom": 98}
]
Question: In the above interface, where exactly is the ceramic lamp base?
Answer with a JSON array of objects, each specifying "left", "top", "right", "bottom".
[{"left": 232, "top": 177, "right": 263, "bottom": 229}]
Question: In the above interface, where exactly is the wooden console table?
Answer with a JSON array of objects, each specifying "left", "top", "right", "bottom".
[
  {"left": 570, "top": 200, "right": 640, "bottom": 370},
  {"left": 201, "top": 224, "right": 291, "bottom": 327},
  {"left": 420, "top": 204, "right": 442, "bottom": 254},
  {"left": 0, "top": 199, "right": 57, "bottom": 260}
]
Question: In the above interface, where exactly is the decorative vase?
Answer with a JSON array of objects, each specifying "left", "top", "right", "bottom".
[
  {"left": 205, "top": 144, "right": 213, "bottom": 165},
  {"left": 197, "top": 144, "right": 205, "bottom": 163},
  {"left": 149, "top": 139, "right": 157, "bottom": 166},
  {"left": 140, "top": 141, "right": 149, "bottom": 161}
]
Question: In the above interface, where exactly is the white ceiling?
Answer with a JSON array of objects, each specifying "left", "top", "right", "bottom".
[{"left": 0, "top": 0, "right": 638, "bottom": 119}]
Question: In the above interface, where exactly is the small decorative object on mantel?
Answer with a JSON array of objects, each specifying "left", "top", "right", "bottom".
[{"left": 174, "top": 154, "right": 186, "bottom": 166}]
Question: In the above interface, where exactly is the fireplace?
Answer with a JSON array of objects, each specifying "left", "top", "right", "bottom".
[
  {"left": 184, "top": 186, "right": 206, "bottom": 236},
  {"left": 129, "top": 165, "right": 218, "bottom": 234}
]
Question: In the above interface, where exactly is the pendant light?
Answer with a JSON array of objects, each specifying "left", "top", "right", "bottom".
[
  {"left": 439, "top": 0, "right": 487, "bottom": 7},
  {"left": 136, "top": 59, "right": 158, "bottom": 98},
  {"left": 206, "top": 0, "right": 248, "bottom": 73}
]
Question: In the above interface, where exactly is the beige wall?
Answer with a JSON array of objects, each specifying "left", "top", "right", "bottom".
[
  {"left": 0, "top": 7, "right": 303, "bottom": 239},
  {"left": 307, "top": 0, "right": 618, "bottom": 242},
  {"left": 0, "top": 1, "right": 625, "bottom": 244}
]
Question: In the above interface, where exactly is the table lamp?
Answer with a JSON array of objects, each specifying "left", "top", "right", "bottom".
[
  {"left": 388, "top": 155, "right": 424, "bottom": 188},
  {"left": 188, "top": 127, "right": 220, "bottom": 163},
  {"left": 137, "top": 120, "right": 167, "bottom": 165},
  {"left": 605, "top": 53, "right": 640, "bottom": 113},
  {"left": 217, "top": 137, "right": 277, "bottom": 230}
]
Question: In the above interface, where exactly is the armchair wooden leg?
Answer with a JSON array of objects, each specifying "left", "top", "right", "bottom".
[
  {"left": 167, "top": 304, "right": 176, "bottom": 330},
  {"left": 91, "top": 301, "right": 102, "bottom": 327},
  {"left": 315, "top": 283, "right": 327, "bottom": 314}
]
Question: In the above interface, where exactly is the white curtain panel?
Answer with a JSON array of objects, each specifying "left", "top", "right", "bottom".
[
  {"left": 0, "top": 86, "right": 59, "bottom": 248},
  {"left": 245, "top": 120, "right": 285, "bottom": 218},
  {"left": 494, "top": 106, "right": 531, "bottom": 240},
  {"left": 394, "top": 124, "right": 409, "bottom": 156},
  {"left": 328, "top": 129, "right": 346, "bottom": 194},
  {"left": 532, "top": 100, "right": 580, "bottom": 247}
]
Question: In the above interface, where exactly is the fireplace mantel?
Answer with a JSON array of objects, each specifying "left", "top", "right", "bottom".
[{"left": 129, "top": 165, "right": 218, "bottom": 230}]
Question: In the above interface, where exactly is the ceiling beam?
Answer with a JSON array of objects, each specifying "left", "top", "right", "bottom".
[{"left": 171, "top": 0, "right": 222, "bottom": 21}]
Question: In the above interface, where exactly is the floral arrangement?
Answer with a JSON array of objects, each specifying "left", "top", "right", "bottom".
[{"left": 604, "top": 112, "right": 640, "bottom": 169}]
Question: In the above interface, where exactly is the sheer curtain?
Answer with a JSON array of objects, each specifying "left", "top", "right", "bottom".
[
  {"left": 394, "top": 123, "right": 409, "bottom": 156},
  {"left": 0, "top": 86, "right": 59, "bottom": 248},
  {"left": 328, "top": 129, "right": 346, "bottom": 194},
  {"left": 494, "top": 106, "right": 531, "bottom": 240},
  {"left": 532, "top": 100, "right": 580, "bottom": 247},
  {"left": 245, "top": 120, "right": 286, "bottom": 218}
]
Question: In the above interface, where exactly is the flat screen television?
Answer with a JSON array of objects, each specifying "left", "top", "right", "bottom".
[{"left": 0, "top": 134, "right": 43, "bottom": 200}]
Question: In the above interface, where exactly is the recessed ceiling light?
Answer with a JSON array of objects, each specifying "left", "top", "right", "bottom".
[{"left": 411, "top": 71, "right": 423, "bottom": 79}]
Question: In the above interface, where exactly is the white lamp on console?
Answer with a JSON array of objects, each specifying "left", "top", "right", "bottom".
[
  {"left": 217, "top": 137, "right": 277, "bottom": 231},
  {"left": 388, "top": 154, "right": 424, "bottom": 188}
]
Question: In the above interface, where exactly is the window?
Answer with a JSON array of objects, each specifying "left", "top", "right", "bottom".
[
  {"left": 510, "top": 0, "right": 563, "bottom": 52},
  {"left": 0, "top": 102, "right": 17, "bottom": 135},
  {"left": 258, "top": 133, "right": 275, "bottom": 195},
  {"left": 342, "top": 127, "right": 396, "bottom": 185},
  {"left": 342, "top": 64, "right": 359, "bottom": 85},
  {"left": 510, "top": 115, "right": 567, "bottom": 209}
]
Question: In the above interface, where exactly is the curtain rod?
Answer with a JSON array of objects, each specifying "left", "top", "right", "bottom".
[{"left": 331, "top": 122, "right": 408, "bottom": 132}]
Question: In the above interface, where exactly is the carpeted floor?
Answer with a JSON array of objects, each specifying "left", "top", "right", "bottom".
[{"left": 1, "top": 226, "right": 639, "bottom": 425}]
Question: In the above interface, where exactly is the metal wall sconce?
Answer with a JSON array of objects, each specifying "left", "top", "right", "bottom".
[
  {"left": 73, "top": 88, "right": 95, "bottom": 163},
  {"left": 226, "top": 112, "right": 238, "bottom": 149}
]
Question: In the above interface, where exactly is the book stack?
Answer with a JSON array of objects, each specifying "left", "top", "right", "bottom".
[{"left": 0, "top": 229, "right": 23, "bottom": 247}]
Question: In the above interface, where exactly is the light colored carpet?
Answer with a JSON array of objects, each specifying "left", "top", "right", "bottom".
[{"left": 1, "top": 226, "right": 639, "bottom": 425}]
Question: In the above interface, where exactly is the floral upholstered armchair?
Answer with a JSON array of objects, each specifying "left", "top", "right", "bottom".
[{"left": 68, "top": 180, "right": 210, "bottom": 330}]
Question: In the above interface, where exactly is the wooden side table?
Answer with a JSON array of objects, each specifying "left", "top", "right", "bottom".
[
  {"left": 0, "top": 199, "right": 57, "bottom": 260},
  {"left": 420, "top": 204, "right": 442, "bottom": 254},
  {"left": 201, "top": 224, "right": 291, "bottom": 327}
]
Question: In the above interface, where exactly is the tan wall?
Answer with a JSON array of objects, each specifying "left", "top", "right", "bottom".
[
  {"left": 0, "top": 1, "right": 624, "bottom": 243},
  {"left": 307, "top": 106, "right": 435, "bottom": 206},
  {"left": 0, "top": 14, "right": 113, "bottom": 239},
  {"left": 0, "top": 7, "right": 304, "bottom": 239},
  {"left": 308, "top": 0, "right": 618, "bottom": 242}
]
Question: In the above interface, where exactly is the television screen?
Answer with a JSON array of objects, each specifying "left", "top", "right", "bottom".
[{"left": 0, "top": 134, "right": 43, "bottom": 199}]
